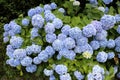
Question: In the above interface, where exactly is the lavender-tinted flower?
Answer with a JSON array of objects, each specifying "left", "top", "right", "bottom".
[
  {"left": 90, "top": 40, "right": 100, "bottom": 50},
  {"left": 74, "top": 46, "right": 83, "bottom": 54},
  {"left": 45, "top": 12, "right": 56, "bottom": 22},
  {"left": 64, "top": 37, "right": 75, "bottom": 49},
  {"left": 93, "top": 72, "right": 103, "bottom": 80},
  {"left": 10, "top": 36, "right": 23, "bottom": 48},
  {"left": 58, "top": 8, "right": 65, "bottom": 14},
  {"left": 76, "top": 37, "right": 88, "bottom": 46},
  {"left": 115, "top": 36, "right": 120, "bottom": 47},
  {"left": 35, "top": 6, "right": 43, "bottom": 14},
  {"left": 115, "top": 46, "right": 120, "bottom": 52},
  {"left": 45, "top": 46, "right": 55, "bottom": 57},
  {"left": 100, "top": 15, "right": 116, "bottom": 30},
  {"left": 68, "top": 27, "right": 82, "bottom": 39},
  {"left": 31, "top": 28, "right": 39, "bottom": 39},
  {"left": 102, "top": 0, "right": 113, "bottom": 4},
  {"left": 115, "top": 14, "right": 120, "bottom": 22},
  {"left": 95, "top": 30, "right": 107, "bottom": 41},
  {"left": 44, "top": 4, "right": 52, "bottom": 11},
  {"left": 3, "top": 32, "right": 9, "bottom": 37},
  {"left": 117, "top": 25, "right": 120, "bottom": 34},
  {"left": 44, "top": 69, "right": 53, "bottom": 76},
  {"left": 61, "top": 25, "right": 71, "bottom": 35},
  {"left": 13, "top": 49, "right": 26, "bottom": 60},
  {"left": 74, "top": 71, "right": 84, "bottom": 80},
  {"left": 60, "top": 73, "right": 71, "bottom": 80},
  {"left": 26, "top": 64, "right": 37, "bottom": 73},
  {"left": 6, "top": 58, "right": 20, "bottom": 67},
  {"left": 50, "top": 2, "right": 57, "bottom": 9},
  {"left": 82, "top": 24, "right": 97, "bottom": 37},
  {"left": 52, "top": 39, "right": 64, "bottom": 51},
  {"left": 55, "top": 64, "right": 68, "bottom": 75},
  {"left": 33, "top": 56, "right": 41, "bottom": 64},
  {"left": 32, "top": 14, "right": 44, "bottom": 28},
  {"left": 3, "top": 37, "right": 9, "bottom": 43},
  {"left": 107, "top": 39, "right": 115, "bottom": 48},
  {"left": 46, "top": 33, "right": 56, "bottom": 43},
  {"left": 21, "top": 56, "right": 32, "bottom": 66},
  {"left": 91, "top": 20, "right": 103, "bottom": 32},
  {"left": 87, "top": 73, "right": 94, "bottom": 80},
  {"left": 38, "top": 50, "right": 49, "bottom": 62},
  {"left": 89, "top": 0, "right": 98, "bottom": 5},
  {"left": 58, "top": 33, "right": 67, "bottom": 40},
  {"left": 99, "top": 39, "right": 108, "bottom": 48},
  {"left": 8, "top": 30, "right": 15, "bottom": 36},
  {"left": 52, "top": 18, "right": 63, "bottom": 29},
  {"left": 22, "top": 18, "right": 29, "bottom": 26},
  {"left": 28, "top": 8, "right": 36, "bottom": 18},
  {"left": 12, "top": 24, "right": 21, "bottom": 34},
  {"left": 92, "top": 65, "right": 105, "bottom": 74},
  {"left": 96, "top": 51, "right": 108, "bottom": 63},
  {"left": 4, "top": 24, "right": 10, "bottom": 31},
  {"left": 45, "top": 23, "right": 55, "bottom": 34}
]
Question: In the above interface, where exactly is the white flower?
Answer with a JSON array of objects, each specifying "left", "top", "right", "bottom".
[{"left": 73, "top": 1, "right": 80, "bottom": 6}]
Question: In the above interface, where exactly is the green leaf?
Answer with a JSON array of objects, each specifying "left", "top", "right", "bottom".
[
  {"left": 71, "top": 17, "right": 80, "bottom": 27},
  {"left": 63, "top": 16, "right": 71, "bottom": 24},
  {"left": 16, "top": 65, "right": 21, "bottom": 70},
  {"left": 20, "top": 70, "right": 23, "bottom": 76}
]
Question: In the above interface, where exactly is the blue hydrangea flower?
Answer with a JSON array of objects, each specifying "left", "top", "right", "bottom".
[
  {"left": 115, "top": 46, "right": 120, "bottom": 52},
  {"left": 44, "top": 10, "right": 52, "bottom": 15},
  {"left": 61, "top": 25, "right": 71, "bottom": 35},
  {"left": 107, "top": 39, "right": 115, "bottom": 48},
  {"left": 30, "top": 44, "right": 41, "bottom": 54},
  {"left": 3, "top": 32, "right": 9, "bottom": 37},
  {"left": 102, "top": 0, "right": 113, "bottom": 4},
  {"left": 45, "top": 23, "right": 55, "bottom": 34},
  {"left": 117, "top": 25, "right": 120, "bottom": 34},
  {"left": 95, "top": 30, "right": 107, "bottom": 41},
  {"left": 38, "top": 50, "right": 49, "bottom": 62},
  {"left": 6, "top": 51, "right": 14, "bottom": 58},
  {"left": 63, "top": 37, "right": 75, "bottom": 49},
  {"left": 45, "top": 12, "right": 56, "bottom": 22},
  {"left": 31, "top": 28, "right": 39, "bottom": 39},
  {"left": 99, "top": 39, "right": 108, "bottom": 48},
  {"left": 92, "top": 65, "right": 105, "bottom": 74},
  {"left": 28, "top": 8, "right": 36, "bottom": 18},
  {"left": 35, "top": 6, "right": 43, "bottom": 14},
  {"left": 45, "top": 46, "right": 55, "bottom": 57},
  {"left": 60, "top": 73, "right": 71, "bottom": 80},
  {"left": 115, "top": 36, "right": 120, "bottom": 47},
  {"left": 107, "top": 52, "right": 115, "bottom": 59},
  {"left": 74, "top": 71, "right": 84, "bottom": 80},
  {"left": 6, "top": 58, "right": 20, "bottom": 67},
  {"left": 91, "top": 20, "right": 103, "bottom": 32},
  {"left": 22, "top": 18, "right": 29, "bottom": 26},
  {"left": 52, "top": 39, "right": 64, "bottom": 51},
  {"left": 50, "top": 2, "right": 57, "bottom": 9},
  {"left": 58, "top": 33, "right": 67, "bottom": 40},
  {"left": 44, "top": 4, "right": 52, "bottom": 11},
  {"left": 115, "top": 14, "right": 120, "bottom": 22},
  {"left": 32, "top": 14, "right": 44, "bottom": 28},
  {"left": 68, "top": 27, "right": 82, "bottom": 39},
  {"left": 90, "top": 40, "right": 100, "bottom": 50},
  {"left": 46, "top": 33, "right": 56, "bottom": 43},
  {"left": 6, "top": 45, "right": 15, "bottom": 52},
  {"left": 96, "top": 51, "right": 108, "bottom": 63},
  {"left": 87, "top": 73, "right": 94, "bottom": 80},
  {"left": 58, "top": 8, "right": 65, "bottom": 14},
  {"left": 82, "top": 24, "right": 97, "bottom": 37},
  {"left": 13, "top": 49, "right": 26, "bottom": 60},
  {"left": 3, "top": 37, "right": 9, "bottom": 43},
  {"left": 76, "top": 37, "right": 88, "bottom": 46},
  {"left": 55, "top": 64, "right": 68, "bottom": 75},
  {"left": 93, "top": 72, "right": 103, "bottom": 80},
  {"left": 49, "top": 75, "right": 56, "bottom": 80},
  {"left": 74, "top": 46, "right": 83, "bottom": 54},
  {"left": 33, "top": 56, "right": 41, "bottom": 64},
  {"left": 52, "top": 18, "right": 63, "bottom": 29},
  {"left": 4, "top": 24, "right": 10, "bottom": 31},
  {"left": 10, "top": 36, "right": 23, "bottom": 48},
  {"left": 100, "top": 15, "right": 116, "bottom": 30},
  {"left": 89, "top": 0, "right": 98, "bottom": 5},
  {"left": 8, "top": 30, "right": 15, "bottom": 36},
  {"left": 26, "top": 64, "right": 37, "bottom": 73},
  {"left": 12, "top": 24, "right": 21, "bottom": 34},
  {"left": 105, "top": 7, "right": 109, "bottom": 13},
  {"left": 21, "top": 56, "right": 32, "bottom": 66},
  {"left": 117, "top": 72, "right": 120, "bottom": 79},
  {"left": 44, "top": 69, "right": 53, "bottom": 76},
  {"left": 118, "top": 54, "right": 120, "bottom": 58}
]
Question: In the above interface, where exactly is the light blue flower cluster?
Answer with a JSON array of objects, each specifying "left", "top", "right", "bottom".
[
  {"left": 107, "top": 52, "right": 115, "bottom": 59},
  {"left": 74, "top": 71, "right": 84, "bottom": 80},
  {"left": 102, "top": 0, "right": 113, "bottom": 4},
  {"left": 22, "top": 18, "right": 30, "bottom": 26}
]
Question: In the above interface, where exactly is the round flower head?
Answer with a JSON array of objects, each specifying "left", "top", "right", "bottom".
[
  {"left": 28, "top": 8, "right": 36, "bottom": 18},
  {"left": 46, "top": 33, "right": 56, "bottom": 43},
  {"left": 95, "top": 30, "right": 107, "bottom": 41},
  {"left": 107, "top": 39, "right": 115, "bottom": 49},
  {"left": 87, "top": 73, "right": 94, "bottom": 80},
  {"left": 44, "top": 69, "right": 53, "bottom": 76},
  {"left": 13, "top": 49, "right": 26, "bottom": 60},
  {"left": 63, "top": 37, "right": 76, "bottom": 49},
  {"left": 44, "top": 4, "right": 52, "bottom": 11},
  {"left": 60, "top": 73, "right": 71, "bottom": 80},
  {"left": 93, "top": 72, "right": 103, "bottom": 80},
  {"left": 34, "top": 6, "right": 43, "bottom": 14},
  {"left": 31, "top": 28, "right": 39, "bottom": 39},
  {"left": 61, "top": 25, "right": 71, "bottom": 35},
  {"left": 8, "top": 30, "right": 15, "bottom": 36},
  {"left": 99, "top": 39, "right": 108, "bottom": 48},
  {"left": 26, "top": 64, "right": 37, "bottom": 73},
  {"left": 82, "top": 24, "right": 97, "bottom": 37},
  {"left": 22, "top": 18, "right": 29, "bottom": 26},
  {"left": 52, "top": 39, "right": 64, "bottom": 51},
  {"left": 45, "top": 12, "right": 56, "bottom": 22},
  {"left": 90, "top": 40, "right": 100, "bottom": 50},
  {"left": 100, "top": 15, "right": 116, "bottom": 30},
  {"left": 38, "top": 50, "right": 49, "bottom": 62},
  {"left": 45, "top": 46, "right": 55, "bottom": 57},
  {"left": 58, "top": 8, "right": 65, "bottom": 14},
  {"left": 3, "top": 37, "right": 9, "bottom": 43},
  {"left": 91, "top": 20, "right": 103, "bottom": 32},
  {"left": 98, "top": 7, "right": 105, "bottom": 12},
  {"left": 76, "top": 37, "right": 88, "bottom": 46},
  {"left": 32, "top": 14, "right": 44, "bottom": 28},
  {"left": 55, "top": 64, "right": 68, "bottom": 75},
  {"left": 10, "top": 36, "right": 23, "bottom": 48},
  {"left": 73, "top": 1, "right": 80, "bottom": 6},
  {"left": 45, "top": 23, "right": 55, "bottom": 34},
  {"left": 117, "top": 25, "right": 120, "bottom": 34},
  {"left": 52, "top": 18, "right": 63, "bottom": 29},
  {"left": 74, "top": 71, "right": 84, "bottom": 80},
  {"left": 115, "top": 14, "right": 120, "bottom": 22},
  {"left": 33, "top": 56, "right": 41, "bottom": 64},
  {"left": 115, "top": 36, "right": 120, "bottom": 47},
  {"left": 11, "top": 24, "right": 21, "bottom": 34},
  {"left": 3, "top": 32, "right": 9, "bottom": 37},
  {"left": 102, "top": 0, "right": 113, "bottom": 4},
  {"left": 115, "top": 46, "right": 120, "bottom": 52},
  {"left": 96, "top": 51, "right": 108, "bottom": 63},
  {"left": 50, "top": 2, "right": 57, "bottom": 9},
  {"left": 92, "top": 65, "right": 105, "bottom": 74},
  {"left": 58, "top": 33, "right": 67, "bottom": 40},
  {"left": 21, "top": 56, "right": 32, "bottom": 66},
  {"left": 6, "top": 58, "right": 20, "bottom": 67},
  {"left": 68, "top": 27, "right": 82, "bottom": 39},
  {"left": 74, "top": 46, "right": 83, "bottom": 54},
  {"left": 4, "top": 23, "right": 10, "bottom": 31},
  {"left": 89, "top": 0, "right": 98, "bottom": 6},
  {"left": 49, "top": 75, "right": 56, "bottom": 80},
  {"left": 107, "top": 52, "right": 115, "bottom": 59}
]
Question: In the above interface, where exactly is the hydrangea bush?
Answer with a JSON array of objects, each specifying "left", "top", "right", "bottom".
[{"left": 3, "top": 1, "right": 120, "bottom": 80}]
